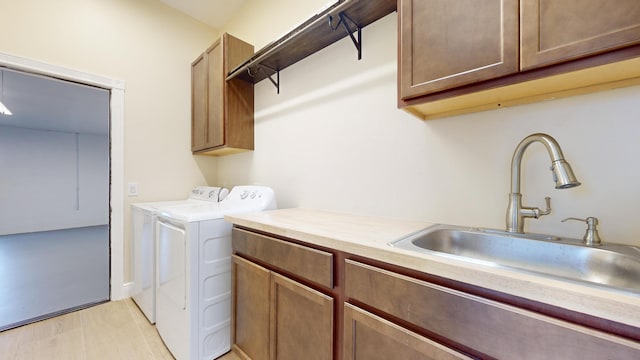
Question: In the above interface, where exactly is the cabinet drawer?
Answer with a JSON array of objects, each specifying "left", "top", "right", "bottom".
[
  {"left": 344, "top": 303, "right": 471, "bottom": 360},
  {"left": 345, "top": 260, "right": 640, "bottom": 359},
  {"left": 232, "top": 228, "right": 333, "bottom": 288}
]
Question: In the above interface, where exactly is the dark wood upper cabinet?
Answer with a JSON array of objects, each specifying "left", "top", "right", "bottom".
[
  {"left": 191, "top": 53, "right": 208, "bottom": 151},
  {"left": 399, "top": 0, "right": 519, "bottom": 99},
  {"left": 399, "top": 0, "right": 640, "bottom": 119},
  {"left": 521, "top": 0, "right": 640, "bottom": 70},
  {"left": 191, "top": 33, "right": 254, "bottom": 156}
]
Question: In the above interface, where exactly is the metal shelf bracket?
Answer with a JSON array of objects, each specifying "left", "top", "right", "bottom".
[
  {"left": 243, "top": 10, "right": 366, "bottom": 95},
  {"left": 328, "top": 11, "right": 362, "bottom": 60},
  {"left": 248, "top": 64, "right": 280, "bottom": 94}
]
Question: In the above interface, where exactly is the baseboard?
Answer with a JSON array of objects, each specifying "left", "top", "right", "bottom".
[{"left": 113, "top": 281, "right": 134, "bottom": 300}]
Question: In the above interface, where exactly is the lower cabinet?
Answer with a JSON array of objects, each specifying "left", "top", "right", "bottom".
[
  {"left": 343, "top": 303, "right": 471, "bottom": 360},
  {"left": 231, "top": 226, "right": 335, "bottom": 360},
  {"left": 232, "top": 256, "right": 333, "bottom": 360},
  {"left": 231, "top": 227, "right": 640, "bottom": 360},
  {"left": 344, "top": 259, "right": 640, "bottom": 359}
]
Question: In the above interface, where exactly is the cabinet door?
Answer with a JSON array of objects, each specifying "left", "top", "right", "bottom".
[
  {"left": 521, "top": 0, "right": 640, "bottom": 70},
  {"left": 191, "top": 34, "right": 254, "bottom": 155},
  {"left": 206, "top": 39, "right": 225, "bottom": 149},
  {"left": 399, "top": 0, "right": 519, "bottom": 99},
  {"left": 191, "top": 40, "right": 224, "bottom": 152},
  {"left": 270, "top": 273, "right": 333, "bottom": 360},
  {"left": 191, "top": 53, "right": 208, "bottom": 152},
  {"left": 232, "top": 255, "right": 270, "bottom": 360},
  {"left": 344, "top": 303, "right": 472, "bottom": 360}
]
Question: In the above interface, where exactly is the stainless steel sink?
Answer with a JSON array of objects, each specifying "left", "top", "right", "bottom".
[{"left": 389, "top": 225, "right": 640, "bottom": 294}]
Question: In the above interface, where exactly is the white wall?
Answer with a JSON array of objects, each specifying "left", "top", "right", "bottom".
[
  {"left": 0, "top": 0, "right": 220, "bottom": 282},
  {"left": 1, "top": 0, "right": 637, "bottom": 292},
  {"left": 219, "top": 6, "right": 640, "bottom": 246},
  {"left": 0, "top": 126, "right": 108, "bottom": 235}
]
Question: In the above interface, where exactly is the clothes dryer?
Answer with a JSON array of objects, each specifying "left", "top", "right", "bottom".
[
  {"left": 155, "top": 185, "right": 276, "bottom": 360},
  {"left": 131, "top": 186, "right": 228, "bottom": 323}
]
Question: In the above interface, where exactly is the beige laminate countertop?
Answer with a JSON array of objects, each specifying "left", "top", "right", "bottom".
[{"left": 225, "top": 208, "right": 640, "bottom": 329}]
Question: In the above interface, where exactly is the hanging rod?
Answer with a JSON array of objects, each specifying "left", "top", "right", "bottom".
[
  {"left": 328, "top": 12, "right": 362, "bottom": 60},
  {"left": 225, "top": 0, "right": 397, "bottom": 94}
]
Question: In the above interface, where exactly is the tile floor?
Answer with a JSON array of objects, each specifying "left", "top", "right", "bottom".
[{"left": 0, "top": 299, "right": 240, "bottom": 360}]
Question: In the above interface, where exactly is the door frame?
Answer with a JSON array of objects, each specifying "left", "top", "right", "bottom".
[{"left": 0, "top": 51, "right": 128, "bottom": 300}]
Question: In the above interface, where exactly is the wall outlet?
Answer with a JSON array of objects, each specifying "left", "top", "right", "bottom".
[{"left": 127, "top": 182, "right": 139, "bottom": 197}]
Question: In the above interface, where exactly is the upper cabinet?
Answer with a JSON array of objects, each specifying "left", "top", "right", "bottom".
[
  {"left": 399, "top": 0, "right": 640, "bottom": 119},
  {"left": 399, "top": 0, "right": 519, "bottom": 98},
  {"left": 192, "top": 33, "right": 254, "bottom": 156},
  {"left": 521, "top": 0, "right": 640, "bottom": 70}
]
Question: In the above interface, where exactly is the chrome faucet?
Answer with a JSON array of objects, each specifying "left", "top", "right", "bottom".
[{"left": 506, "top": 133, "right": 581, "bottom": 233}]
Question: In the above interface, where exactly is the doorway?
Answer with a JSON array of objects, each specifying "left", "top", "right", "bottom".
[
  {"left": 0, "top": 67, "right": 111, "bottom": 330},
  {"left": 0, "top": 51, "right": 127, "bottom": 304}
]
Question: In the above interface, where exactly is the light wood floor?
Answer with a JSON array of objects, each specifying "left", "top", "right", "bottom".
[{"left": 0, "top": 299, "right": 240, "bottom": 360}]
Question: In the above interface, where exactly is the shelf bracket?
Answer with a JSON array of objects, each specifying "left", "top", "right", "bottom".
[
  {"left": 248, "top": 64, "right": 280, "bottom": 94},
  {"left": 328, "top": 12, "right": 362, "bottom": 60}
]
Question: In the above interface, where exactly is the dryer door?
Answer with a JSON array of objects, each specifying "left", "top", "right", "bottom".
[{"left": 157, "top": 220, "right": 186, "bottom": 310}]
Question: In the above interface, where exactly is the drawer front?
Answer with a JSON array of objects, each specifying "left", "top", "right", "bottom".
[
  {"left": 344, "top": 303, "right": 472, "bottom": 360},
  {"left": 345, "top": 260, "right": 640, "bottom": 359},
  {"left": 232, "top": 228, "right": 333, "bottom": 288}
]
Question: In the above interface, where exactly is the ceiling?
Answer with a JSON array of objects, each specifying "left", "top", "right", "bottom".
[
  {"left": 158, "top": 0, "right": 246, "bottom": 28},
  {"left": 0, "top": 69, "right": 110, "bottom": 135}
]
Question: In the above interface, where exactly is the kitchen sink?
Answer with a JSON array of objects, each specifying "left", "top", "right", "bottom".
[{"left": 389, "top": 225, "right": 640, "bottom": 294}]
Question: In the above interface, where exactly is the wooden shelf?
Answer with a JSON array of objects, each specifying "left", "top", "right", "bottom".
[{"left": 226, "top": 0, "right": 396, "bottom": 86}]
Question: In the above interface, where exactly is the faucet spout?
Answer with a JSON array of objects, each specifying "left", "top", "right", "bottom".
[{"left": 506, "top": 133, "right": 581, "bottom": 233}]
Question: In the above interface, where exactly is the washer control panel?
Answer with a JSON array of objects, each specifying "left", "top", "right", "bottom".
[
  {"left": 223, "top": 185, "right": 277, "bottom": 211},
  {"left": 189, "top": 186, "right": 229, "bottom": 202},
  {"left": 239, "top": 189, "right": 259, "bottom": 200}
]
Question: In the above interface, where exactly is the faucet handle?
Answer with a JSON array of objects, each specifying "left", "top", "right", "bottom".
[
  {"left": 538, "top": 196, "right": 552, "bottom": 216},
  {"left": 561, "top": 216, "right": 602, "bottom": 246},
  {"left": 529, "top": 196, "right": 552, "bottom": 219}
]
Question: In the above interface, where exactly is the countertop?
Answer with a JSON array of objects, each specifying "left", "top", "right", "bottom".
[{"left": 225, "top": 208, "right": 640, "bottom": 329}]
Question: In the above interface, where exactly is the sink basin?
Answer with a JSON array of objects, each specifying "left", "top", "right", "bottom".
[{"left": 390, "top": 225, "right": 640, "bottom": 295}]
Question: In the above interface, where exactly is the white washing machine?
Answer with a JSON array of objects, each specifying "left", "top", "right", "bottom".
[
  {"left": 155, "top": 185, "right": 276, "bottom": 360},
  {"left": 130, "top": 186, "right": 229, "bottom": 323}
]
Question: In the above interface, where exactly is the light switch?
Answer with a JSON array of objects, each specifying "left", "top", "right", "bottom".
[{"left": 128, "top": 182, "right": 139, "bottom": 197}]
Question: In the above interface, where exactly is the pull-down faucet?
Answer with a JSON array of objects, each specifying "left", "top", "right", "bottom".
[{"left": 506, "top": 133, "right": 581, "bottom": 233}]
